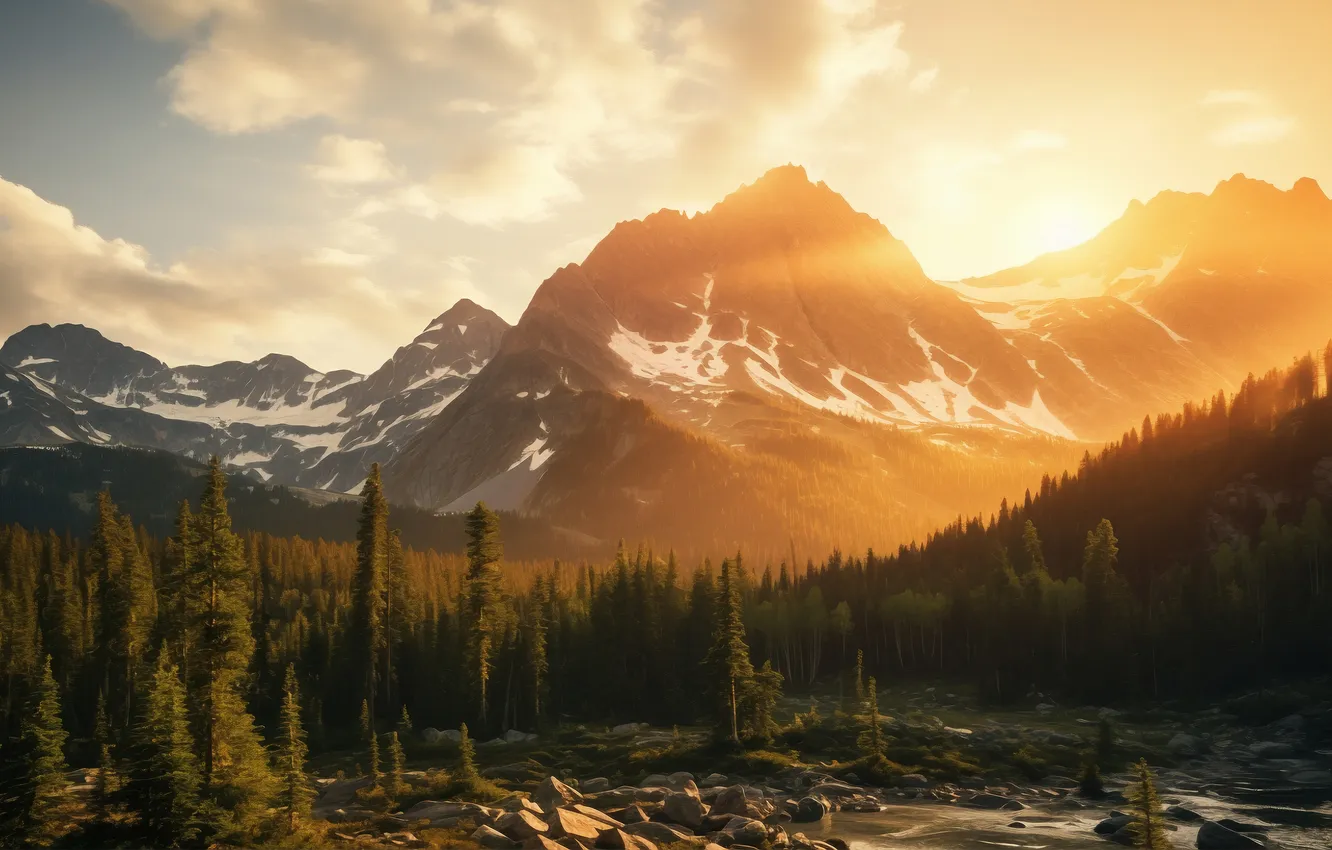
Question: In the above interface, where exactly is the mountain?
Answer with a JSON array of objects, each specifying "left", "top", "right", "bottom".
[
  {"left": 0, "top": 299, "right": 509, "bottom": 490},
  {"left": 945, "top": 174, "right": 1332, "bottom": 435}
]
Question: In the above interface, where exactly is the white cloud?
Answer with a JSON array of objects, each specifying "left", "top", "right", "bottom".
[
  {"left": 909, "top": 67, "right": 938, "bottom": 93},
  {"left": 309, "top": 135, "right": 400, "bottom": 184},
  {"left": 1200, "top": 89, "right": 1264, "bottom": 107},
  {"left": 1211, "top": 116, "right": 1294, "bottom": 146}
]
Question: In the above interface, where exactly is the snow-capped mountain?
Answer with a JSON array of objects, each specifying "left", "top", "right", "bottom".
[
  {"left": 0, "top": 299, "right": 508, "bottom": 490},
  {"left": 384, "top": 167, "right": 1332, "bottom": 517}
]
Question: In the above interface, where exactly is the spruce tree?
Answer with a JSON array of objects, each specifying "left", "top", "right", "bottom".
[
  {"left": 127, "top": 652, "right": 201, "bottom": 848},
  {"left": 464, "top": 502, "right": 504, "bottom": 728},
  {"left": 276, "top": 664, "right": 313, "bottom": 834},
  {"left": 13, "top": 657, "right": 70, "bottom": 847},
  {"left": 92, "top": 689, "right": 120, "bottom": 820},
  {"left": 744, "top": 660, "right": 784, "bottom": 743},
  {"left": 361, "top": 698, "right": 380, "bottom": 783},
  {"left": 350, "top": 465, "right": 389, "bottom": 723},
  {"left": 524, "top": 596, "right": 549, "bottom": 728},
  {"left": 857, "top": 676, "right": 884, "bottom": 758},
  {"left": 1125, "top": 759, "right": 1171, "bottom": 849},
  {"left": 388, "top": 731, "right": 406, "bottom": 801},
  {"left": 398, "top": 705, "right": 413, "bottom": 738},
  {"left": 457, "top": 723, "right": 478, "bottom": 782},
  {"left": 705, "top": 558, "right": 753, "bottom": 743},
  {"left": 853, "top": 649, "right": 865, "bottom": 705},
  {"left": 184, "top": 458, "right": 274, "bottom": 832}
]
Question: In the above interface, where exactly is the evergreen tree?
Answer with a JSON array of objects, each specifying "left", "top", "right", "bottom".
[
  {"left": 388, "top": 731, "right": 406, "bottom": 801},
  {"left": 92, "top": 689, "right": 120, "bottom": 820},
  {"left": 705, "top": 558, "right": 754, "bottom": 743},
  {"left": 1125, "top": 759, "right": 1171, "bottom": 849},
  {"left": 11, "top": 657, "right": 70, "bottom": 848},
  {"left": 853, "top": 649, "right": 865, "bottom": 705},
  {"left": 398, "top": 705, "right": 413, "bottom": 738},
  {"left": 127, "top": 652, "right": 201, "bottom": 848},
  {"left": 1078, "top": 752, "right": 1104, "bottom": 798},
  {"left": 361, "top": 698, "right": 380, "bottom": 783},
  {"left": 464, "top": 503, "right": 504, "bottom": 728},
  {"left": 457, "top": 723, "right": 478, "bottom": 782},
  {"left": 857, "top": 676, "right": 884, "bottom": 758},
  {"left": 276, "top": 664, "right": 313, "bottom": 834},
  {"left": 184, "top": 458, "right": 274, "bottom": 832},
  {"left": 743, "top": 660, "right": 784, "bottom": 743},
  {"left": 524, "top": 595, "right": 549, "bottom": 729},
  {"left": 350, "top": 465, "right": 389, "bottom": 722}
]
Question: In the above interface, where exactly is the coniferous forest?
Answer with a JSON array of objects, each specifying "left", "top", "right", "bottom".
[{"left": 0, "top": 352, "right": 1331, "bottom": 847}]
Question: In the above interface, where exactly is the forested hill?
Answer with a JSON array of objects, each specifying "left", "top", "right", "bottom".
[{"left": 0, "top": 444, "right": 596, "bottom": 559}]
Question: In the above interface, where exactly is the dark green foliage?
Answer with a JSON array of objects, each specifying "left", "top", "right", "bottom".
[
  {"left": 361, "top": 698, "right": 380, "bottom": 783},
  {"left": 1078, "top": 753, "right": 1104, "bottom": 798},
  {"left": 8, "top": 657, "right": 70, "bottom": 847},
  {"left": 457, "top": 723, "right": 478, "bottom": 782},
  {"left": 350, "top": 464, "right": 389, "bottom": 722},
  {"left": 92, "top": 690, "right": 119, "bottom": 820},
  {"left": 1125, "top": 759, "right": 1172, "bottom": 849},
  {"left": 464, "top": 502, "right": 504, "bottom": 728},
  {"left": 276, "top": 664, "right": 313, "bottom": 834},
  {"left": 706, "top": 558, "right": 754, "bottom": 742},
  {"left": 127, "top": 652, "right": 202, "bottom": 848},
  {"left": 388, "top": 731, "right": 406, "bottom": 800},
  {"left": 857, "top": 676, "right": 884, "bottom": 758}
]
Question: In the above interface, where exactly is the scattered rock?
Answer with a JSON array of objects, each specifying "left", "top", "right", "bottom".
[
  {"left": 474, "top": 826, "right": 521, "bottom": 850},
  {"left": 584, "top": 778, "right": 612, "bottom": 794},
  {"left": 570, "top": 805, "right": 622, "bottom": 829},
  {"left": 640, "top": 774, "right": 671, "bottom": 789},
  {"left": 1216, "top": 819, "right": 1267, "bottom": 834},
  {"left": 1008, "top": 822, "right": 1026, "bottom": 829},
  {"left": 1167, "top": 805, "right": 1203, "bottom": 822},
  {"left": 1239, "top": 806, "right": 1332, "bottom": 828},
  {"left": 404, "top": 800, "right": 500, "bottom": 826},
  {"left": 536, "top": 776, "right": 585, "bottom": 813},
  {"left": 611, "top": 805, "right": 651, "bottom": 825},
  {"left": 667, "top": 772, "right": 697, "bottom": 791},
  {"left": 701, "top": 774, "right": 729, "bottom": 787},
  {"left": 663, "top": 790, "right": 708, "bottom": 829},
  {"left": 722, "top": 817, "right": 768, "bottom": 846},
  {"left": 963, "top": 793, "right": 1025, "bottom": 811},
  {"left": 790, "top": 797, "right": 829, "bottom": 823},
  {"left": 504, "top": 729, "right": 539, "bottom": 744},
  {"left": 896, "top": 774, "right": 929, "bottom": 789},
  {"left": 623, "top": 821, "right": 702, "bottom": 845},
  {"left": 1169, "top": 733, "right": 1207, "bottom": 757},
  {"left": 498, "top": 811, "right": 550, "bottom": 841},
  {"left": 1094, "top": 815, "right": 1133, "bottom": 835},
  {"left": 523, "top": 837, "right": 566, "bottom": 850},
  {"left": 1197, "top": 821, "right": 1265, "bottom": 850},
  {"left": 547, "top": 809, "right": 609, "bottom": 843},
  {"left": 596, "top": 827, "right": 658, "bottom": 850},
  {"left": 825, "top": 839, "right": 850, "bottom": 850},
  {"left": 1249, "top": 741, "right": 1295, "bottom": 759},
  {"left": 613, "top": 723, "right": 648, "bottom": 735}
]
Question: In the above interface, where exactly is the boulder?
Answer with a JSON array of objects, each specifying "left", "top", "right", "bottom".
[
  {"left": 498, "top": 811, "right": 551, "bottom": 841},
  {"left": 596, "top": 828, "right": 658, "bottom": 850},
  {"left": 499, "top": 796, "right": 546, "bottom": 816},
  {"left": 504, "top": 729, "right": 536, "bottom": 744},
  {"left": 611, "top": 805, "right": 651, "bottom": 825},
  {"left": 536, "top": 776, "right": 585, "bottom": 813},
  {"left": 421, "top": 727, "right": 443, "bottom": 744},
  {"left": 701, "top": 774, "right": 729, "bottom": 787},
  {"left": 474, "top": 826, "right": 521, "bottom": 850},
  {"left": 825, "top": 839, "right": 850, "bottom": 850},
  {"left": 585, "top": 788, "right": 642, "bottom": 809},
  {"left": 547, "top": 809, "right": 609, "bottom": 843},
  {"left": 404, "top": 800, "right": 500, "bottom": 825},
  {"left": 523, "top": 837, "right": 566, "bottom": 850},
  {"left": 635, "top": 788, "right": 670, "bottom": 805},
  {"left": 583, "top": 778, "right": 612, "bottom": 794},
  {"left": 804, "top": 782, "right": 865, "bottom": 802},
  {"left": 1094, "top": 815, "right": 1134, "bottom": 835},
  {"left": 896, "top": 774, "right": 930, "bottom": 789},
  {"left": 570, "top": 806, "right": 622, "bottom": 829},
  {"left": 964, "top": 793, "right": 1025, "bottom": 811},
  {"left": 1168, "top": 734, "right": 1206, "bottom": 757},
  {"left": 623, "top": 821, "right": 702, "bottom": 845},
  {"left": 790, "top": 797, "right": 829, "bottom": 823},
  {"left": 613, "top": 723, "right": 648, "bottom": 735},
  {"left": 1197, "top": 821, "right": 1265, "bottom": 850},
  {"left": 1216, "top": 819, "right": 1267, "bottom": 834},
  {"left": 722, "top": 817, "right": 768, "bottom": 846},
  {"left": 640, "top": 774, "right": 671, "bottom": 789},
  {"left": 667, "top": 772, "right": 697, "bottom": 791},
  {"left": 711, "top": 785, "right": 773, "bottom": 819},
  {"left": 1166, "top": 806, "right": 1203, "bottom": 822},
  {"left": 1248, "top": 741, "right": 1294, "bottom": 759},
  {"left": 1008, "top": 822, "right": 1026, "bottom": 829},
  {"left": 663, "top": 790, "right": 708, "bottom": 829}
]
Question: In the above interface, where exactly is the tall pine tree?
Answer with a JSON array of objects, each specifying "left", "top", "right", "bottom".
[
  {"left": 705, "top": 558, "right": 754, "bottom": 743},
  {"left": 464, "top": 502, "right": 504, "bottom": 728},
  {"left": 276, "top": 664, "right": 313, "bottom": 834},
  {"left": 128, "top": 651, "right": 201, "bottom": 848}
]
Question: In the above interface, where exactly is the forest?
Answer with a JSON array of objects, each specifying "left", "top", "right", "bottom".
[{"left": 1, "top": 349, "right": 1330, "bottom": 846}]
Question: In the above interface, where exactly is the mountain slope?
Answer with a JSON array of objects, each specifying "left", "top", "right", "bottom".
[
  {"left": 947, "top": 174, "right": 1332, "bottom": 435},
  {"left": 0, "top": 299, "right": 508, "bottom": 490}
]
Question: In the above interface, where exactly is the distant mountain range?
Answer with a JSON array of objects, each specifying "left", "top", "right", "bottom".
[
  {"left": 2, "top": 166, "right": 1329, "bottom": 552},
  {"left": 0, "top": 299, "right": 508, "bottom": 492}
]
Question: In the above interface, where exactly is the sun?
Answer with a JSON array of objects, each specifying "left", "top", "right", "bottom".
[{"left": 1029, "top": 200, "right": 1099, "bottom": 255}]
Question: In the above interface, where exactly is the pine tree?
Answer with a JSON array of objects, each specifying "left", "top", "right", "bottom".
[
  {"left": 457, "top": 723, "right": 478, "bottom": 782},
  {"left": 857, "top": 676, "right": 884, "bottom": 758},
  {"left": 743, "top": 660, "right": 784, "bottom": 743},
  {"left": 1125, "top": 759, "right": 1171, "bottom": 849},
  {"left": 853, "top": 649, "right": 865, "bottom": 705},
  {"left": 464, "top": 503, "right": 504, "bottom": 728},
  {"left": 92, "top": 689, "right": 120, "bottom": 820},
  {"left": 276, "top": 664, "right": 313, "bottom": 834},
  {"left": 361, "top": 698, "right": 380, "bottom": 783},
  {"left": 1078, "top": 752, "right": 1105, "bottom": 798},
  {"left": 350, "top": 465, "right": 389, "bottom": 723},
  {"left": 388, "top": 731, "right": 406, "bottom": 801},
  {"left": 13, "top": 657, "right": 70, "bottom": 847},
  {"left": 127, "top": 652, "right": 201, "bottom": 848},
  {"left": 705, "top": 558, "right": 754, "bottom": 743},
  {"left": 524, "top": 595, "right": 549, "bottom": 729},
  {"left": 398, "top": 705, "right": 413, "bottom": 738},
  {"left": 184, "top": 458, "right": 274, "bottom": 832}
]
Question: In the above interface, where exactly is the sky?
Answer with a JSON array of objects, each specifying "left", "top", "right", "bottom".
[{"left": 1, "top": 0, "right": 1329, "bottom": 374}]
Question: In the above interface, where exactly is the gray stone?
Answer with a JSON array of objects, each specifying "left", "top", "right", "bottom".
[
  {"left": 473, "top": 826, "right": 520, "bottom": 850},
  {"left": 790, "top": 797, "right": 828, "bottom": 824},
  {"left": 1197, "top": 821, "right": 1265, "bottom": 850},
  {"left": 1169, "top": 733, "right": 1206, "bottom": 757},
  {"left": 1094, "top": 815, "right": 1133, "bottom": 835},
  {"left": 896, "top": 774, "right": 929, "bottom": 788},
  {"left": 584, "top": 778, "right": 612, "bottom": 794},
  {"left": 535, "top": 776, "right": 585, "bottom": 813},
  {"left": 623, "top": 821, "right": 702, "bottom": 845},
  {"left": 663, "top": 790, "right": 707, "bottom": 829},
  {"left": 701, "top": 773, "right": 729, "bottom": 787},
  {"left": 497, "top": 810, "right": 549, "bottom": 841},
  {"left": 964, "top": 793, "right": 1025, "bottom": 811},
  {"left": 723, "top": 817, "right": 768, "bottom": 846},
  {"left": 1166, "top": 805, "right": 1203, "bottom": 822}
]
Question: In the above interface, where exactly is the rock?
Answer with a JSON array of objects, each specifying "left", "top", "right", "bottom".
[
  {"left": 1289, "top": 769, "right": 1332, "bottom": 784},
  {"left": 1035, "top": 702, "right": 1056, "bottom": 713},
  {"left": 570, "top": 806, "right": 622, "bottom": 829},
  {"left": 499, "top": 797, "right": 546, "bottom": 816},
  {"left": 585, "top": 788, "right": 642, "bottom": 809},
  {"left": 547, "top": 809, "right": 609, "bottom": 843},
  {"left": 710, "top": 785, "right": 774, "bottom": 819},
  {"left": 596, "top": 828, "right": 659, "bottom": 850},
  {"left": 793, "top": 771, "right": 835, "bottom": 789},
  {"left": 667, "top": 772, "right": 697, "bottom": 791},
  {"left": 634, "top": 788, "right": 669, "bottom": 804},
  {"left": 1169, "top": 733, "right": 1207, "bottom": 757},
  {"left": 825, "top": 839, "right": 850, "bottom": 850},
  {"left": 1197, "top": 821, "right": 1265, "bottom": 850},
  {"left": 1095, "top": 815, "right": 1134, "bottom": 835},
  {"left": 1167, "top": 806, "right": 1203, "bottom": 822},
  {"left": 523, "top": 837, "right": 567, "bottom": 850},
  {"left": 640, "top": 774, "right": 671, "bottom": 789},
  {"left": 701, "top": 774, "right": 729, "bottom": 787},
  {"left": 1239, "top": 806, "right": 1332, "bottom": 828},
  {"left": 663, "top": 790, "right": 707, "bottom": 829},
  {"left": 896, "top": 774, "right": 929, "bottom": 789},
  {"left": 474, "top": 826, "right": 521, "bottom": 850},
  {"left": 498, "top": 811, "right": 551, "bottom": 841},
  {"left": 584, "top": 778, "right": 612, "bottom": 794},
  {"left": 623, "top": 821, "right": 702, "bottom": 845},
  {"left": 611, "top": 805, "right": 651, "bottom": 825},
  {"left": 404, "top": 800, "right": 500, "bottom": 825},
  {"left": 1249, "top": 741, "right": 1294, "bottom": 759},
  {"left": 722, "top": 817, "right": 768, "bottom": 846},
  {"left": 790, "top": 797, "right": 829, "bottom": 823},
  {"left": 613, "top": 723, "right": 648, "bottom": 735},
  {"left": 804, "top": 782, "right": 865, "bottom": 802},
  {"left": 1215, "top": 819, "right": 1267, "bottom": 834},
  {"left": 1269, "top": 714, "right": 1305, "bottom": 734},
  {"left": 964, "top": 793, "right": 1025, "bottom": 811},
  {"left": 536, "top": 776, "right": 585, "bottom": 813},
  {"left": 1008, "top": 822, "right": 1026, "bottom": 829}
]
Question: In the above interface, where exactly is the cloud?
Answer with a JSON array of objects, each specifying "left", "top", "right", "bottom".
[
  {"left": 909, "top": 67, "right": 938, "bottom": 93},
  {"left": 0, "top": 175, "right": 447, "bottom": 371},
  {"left": 309, "top": 135, "right": 400, "bottom": 185},
  {"left": 1210, "top": 116, "right": 1294, "bottom": 146},
  {"left": 105, "top": 0, "right": 923, "bottom": 226},
  {"left": 1200, "top": 89, "right": 1264, "bottom": 107},
  {"left": 1011, "top": 130, "right": 1067, "bottom": 151}
]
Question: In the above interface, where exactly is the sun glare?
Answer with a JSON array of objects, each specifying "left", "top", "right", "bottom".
[{"left": 1028, "top": 200, "right": 1099, "bottom": 255}]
